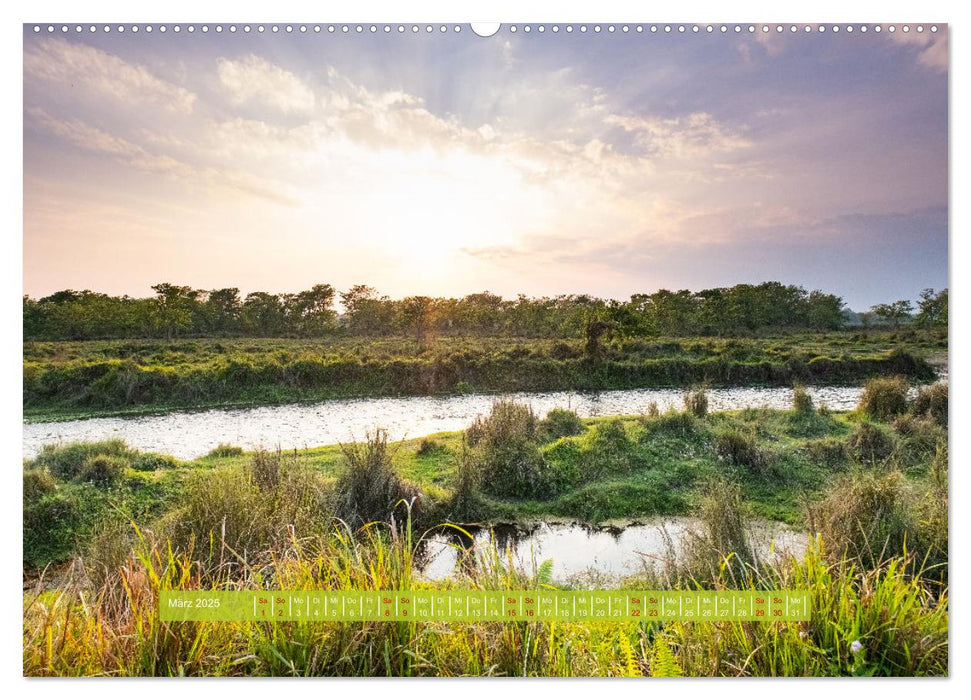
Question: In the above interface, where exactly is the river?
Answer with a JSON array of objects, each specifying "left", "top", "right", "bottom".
[{"left": 22, "top": 382, "right": 915, "bottom": 460}]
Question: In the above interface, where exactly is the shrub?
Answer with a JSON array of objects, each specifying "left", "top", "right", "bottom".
[
  {"left": 336, "top": 430, "right": 420, "bottom": 527},
  {"left": 449, "top": 441, "right": 481, "bottom": 521},
  {"left": 23, "top": 492, "right": 84, "bottom": 568},
  {"left": 646, "top": 401, "right": 661, "bottom": 418},
  {"left": 792, "top": 384, "right": 814, "bottom": 414},
  {"left": 539, "top": 408, "right": 585, "bottom": 440},
  {"left": 466, "top": 401, "right": 549, "bottom": 499},
  {"left": 808, "top": 470, "right": 915, "bottom": 567},
  {"left": 30, "top": 439, "right": 134, "bottom": 480},
  {"left": 848, "top": 422, "right": 896, "bottom": 465},
  {"left": 466, "top": 400, "right": 537, "bottom": 447},
  {"left": 23, "top": 468, "right": 57, "bottom": 504},
  {"left": 678, "top": 478, "right": 756, "bottom": 585},
  {"left": 204, "top": 444, "right": 245, "bottom": 459},
  {"left": 805, "top": 438, "right": 848, "bottom": 469},
  {"left": 584, "top": 419, "right": 632, "bottom": 474},
  {"left": 912, "top": 382, "right": 947, "bottom": 428},
  {"left": 78, "top": 455, "right": 128, "bottom": 487},
  {"left": 162, "top": 461, "right": 332, "bottom": 566},
  {"left": 130, "top": 452, "right": 180, "bottom": 472},
  {"left": 683, "top": 388, "right": 708, "bottom": 418},
  {"left": 858, "top": 376, "right": 909, "bottom": 421},
  {"left": 714, "top": 428, "right": 769, "bottom": 474}
]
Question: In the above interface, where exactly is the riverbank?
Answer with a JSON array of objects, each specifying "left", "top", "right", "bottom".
[
  {"left": 22, "top": 385, "right": 949, "bottom": 676},
  {"left": 23, "top": 388, "right": 947, "bottom": 569},
  {"left": 23, "top": 331, "right": 944, "bottom": 421}
]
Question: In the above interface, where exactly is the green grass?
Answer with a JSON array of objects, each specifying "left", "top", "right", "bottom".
[
  {"left": 23, "top": 330, "right": 944, "bottom": 421},
  {"left": 24, "top": 398, "right": 945, "bottom": 569},
  {"left": 21, "top": 384, "right": 948, "bottom": 677}
]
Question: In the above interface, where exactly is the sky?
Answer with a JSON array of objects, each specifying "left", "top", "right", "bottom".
[{"left": 22, "top": 24, "right": 948, "bottom": 310}]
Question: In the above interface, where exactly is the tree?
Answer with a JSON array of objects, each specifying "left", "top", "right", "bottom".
[
  {"left": 150, "top": 283, "right": 198, "bottom": 339},
  {"left": 340, "top": 285, "right": 395, "bottom": 335},
  {"left": 870, "top": 300, "right": 914, "bottom": 329},
  {"left": 916, "top": 288, "right": 948, "bottom": 328},
  {"left": 805, "top": 291, "right": 846, "bottom": 330},
  {"left": 285, "top": 283, "right": 336, "bottom": 336},
  {"left": 204, "top": 288, "right": 241, "bottom": 333},
  {"left": 399, "top": 296, "right": 435, "bottom": 347}
]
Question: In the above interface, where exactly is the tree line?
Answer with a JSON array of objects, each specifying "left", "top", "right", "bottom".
[{"left": 21, "top": 282, "right": 947, "bottom": 342}]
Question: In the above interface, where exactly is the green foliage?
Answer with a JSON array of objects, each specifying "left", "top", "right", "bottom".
[
  {"left": 807, "top": 470, "right": 937, "bottom": 570},
  {"left": 858, "top": 376, "right": 910, "bottom": 421},
  {"left": 804, "top": 437, "right": 848, "bottom": 469},
  {"left": 130, "top": 452, "right": 180, "bottom": 472},
  {"left": 650, "top": 636, "right": 683, "bottom": 677},
  {"left": 78, "top": 455, "right": 128, "bottom": 487},
  {"left": 683, "top": 387, "right": 708, "bottom": 418},
  {"left": 538, "top": 407, "right": 586, "bottom": 440},
  {"left": 912, "top": 382, "right": 947, "bottom": 427},
  {"left": 465, "top": 401, "right": 550, "bottom": 499},
  {"left": 792, "top": 384, "right": 814, "bottom": 414},
  {"left": 847, "top": 422, "right": 896, "bottom": 465},
  {"left": 23, "top": 468, "right": 57, "bottom": 503},
  {"left": 204, "top": 444, "right": 245, "bottom": 459},
  {"left": 336, "top": 430, "right": 419, "bottom": 527},
  {"left": 23, "top": 491, "right": 84, "bottom": 567},
  {"left": 416, "top": 438, "right": 447, "bottom": 457},
  {"left": 30, "top": 439, "right": 135, "bottom": 480},
  {"left": 715, "top": 427, "right": 769, "bottom": 474}
]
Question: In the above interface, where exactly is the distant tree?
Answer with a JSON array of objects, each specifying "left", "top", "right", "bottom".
[
  {"left": 871, "top": 300, "right": 914, "bottom": 329},
  {"left": 340, "top": 285, "right": 395, "bottom": 335},
  {"left": 204, "top": 288, "right": 242, "bottom": 333},
  {"left": 805, "top": 291, "right": 846, "bottom": 330},
  {"left": 285, "top": 283, "right": 336, "bottom": 336},
  {"left": 150, "top": 283, "right": 198, "bottom": 339},
  {"left": 916, "top": 288, "right": 948, "bottom": 328},
  {"left": 241, "top": 292, "right": 286, "bottom": 336},
  {"left": 399, "top": 296, "right": 435, "bottom": 347}
]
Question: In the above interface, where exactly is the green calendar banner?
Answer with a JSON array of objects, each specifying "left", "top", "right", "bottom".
[{"left": 160, "top": 590, "right": 810, "bottom": 622}]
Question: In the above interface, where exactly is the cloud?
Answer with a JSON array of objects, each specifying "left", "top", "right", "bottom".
[
  {"left": 26, "top": 106, "right": 297, "bottom": 205},
  {"left": 23, "top": 37, "right": 196, "bottom": 113},
  {"left": 888, "top": 27, "right": 948, "bottom": 72},
  {"left": 604, "top": 112, "right": 751, "bottom": 159},
  {"left": 217, "top": 55, "right": 315, "bottom": 114}
]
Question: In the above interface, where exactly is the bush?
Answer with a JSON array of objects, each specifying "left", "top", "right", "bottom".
[
  {"left": 336, "top": 430, "right": 420, "bottom": 527},
  {"left": 162, "top": 460, "right": 332, "bottom": 567},
  {"left": 847, "top": 422, "right": 896, "bottom": 465},
  {"left": 466, "top": 400, "right": 537, "bottom": 447},
  {"left": 539, "top": 408, "right": 585, "bottom": 440},
  {"left": 792, "top": 384, "right": 814, "bottom": 414},
  {"left": 466, "top": 401, "right": 549, "bottom": 499},
  {"left": 130, "top": 452, "right": 180, "bottom": 472},
  {"left": 805, "top": 438, "right": 848, "bottom": 469},
  {"left": 584, "top": 419, "right": 632, "bottom": 474},
  {"left": 714, "top": 428, "right": 769, "bottom": 474},
  {"left": 858, "top": 376, "right": 909, "bottom": 421},
  {"left": 23, "top": 468, "right": 57, "bottom": 504},
  {"left": 683, "top": 388, "right": 708, "bottom": 418},
  {"left": 30, "top": 439, "right": 134, "bottom": 480},
  {"left": 646, "top": 401, "right": 661, "bottom": 418},
  {"left": 808, "top": 470, "right": 914, "bottom": 567},
  {"left": 204, "top": 444, "right": 245, "bottom": 459},
  {"left": 23, "top": 492, "right": 84, "bottom": 567},
  {"left": 78, "top": 455, "right": 128, "bottom": 487},
  {"left": 912, "top": 382, "right": 947, "bottom": 427}
]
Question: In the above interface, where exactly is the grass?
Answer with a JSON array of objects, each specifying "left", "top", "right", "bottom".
[
  {"left": 23, "top": 330, "right": 943, "bottom": 421},
  {"left": 22, "top": 500, "right": 947, "bottom": 677},
  {"left": 22, "top": 380, "right": 948, "bottom": 676}
]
